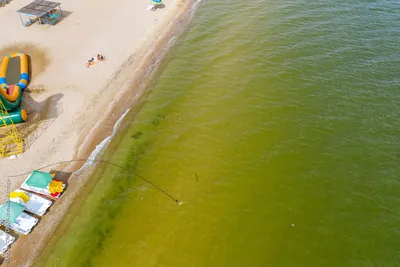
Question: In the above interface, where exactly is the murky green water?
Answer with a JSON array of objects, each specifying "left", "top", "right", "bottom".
[{"left": 36, "top": 0, "right": 400, "bottom": 266}]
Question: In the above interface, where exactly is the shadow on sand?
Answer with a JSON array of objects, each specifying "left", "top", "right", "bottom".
[
  {"left": 155, "top": 3, "right": 166, "bottom": 9},
  {"left": 24, "top": 10, "right": 74, "bottom": 29},
  {"left": 18, "top": 92, "right": 64, "bottom": 151}
]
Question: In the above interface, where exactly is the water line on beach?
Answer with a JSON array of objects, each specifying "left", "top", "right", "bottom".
[
  {"left": 74, "top": 107, "right": 132, "bottom": 176},
  {"left": 146, "top": 36, "right": 177, "bottom": 75},
  {"left": 191, "top": 0, "right": 203, "bottom": 9}
]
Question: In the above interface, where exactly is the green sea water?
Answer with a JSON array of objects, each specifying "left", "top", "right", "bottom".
[{"left": 36, "top": 0, "right": 400, "bottom": 266}]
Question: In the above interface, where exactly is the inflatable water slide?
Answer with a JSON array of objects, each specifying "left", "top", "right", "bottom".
[{"left": 0, "top": 52, "right": 28, "bottom": 125}]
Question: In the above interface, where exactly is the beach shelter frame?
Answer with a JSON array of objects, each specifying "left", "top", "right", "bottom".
[{"left": 16, "top": 0, "right": 63, "bottom": 27}]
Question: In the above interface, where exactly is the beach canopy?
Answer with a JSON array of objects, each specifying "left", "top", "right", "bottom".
[{"left": 16, "top": 0, "right": 64, "bottom": 26}]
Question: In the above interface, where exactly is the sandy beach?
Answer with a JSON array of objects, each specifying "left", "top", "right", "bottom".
[{"left": 0, "top": 0, "right": 187, "bottom": 265}]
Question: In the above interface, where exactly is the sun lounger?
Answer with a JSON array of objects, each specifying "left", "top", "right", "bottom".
[
  {"left": 20, "top": 170, "right": 66, "bottom": 199},
  {"left": 0, "top": 230, "right": 15, "bottom": 254},
  {"left": 0, "top": 202, "right": 39, "bottom": 235},
  {"left": 10, "top": 190, "right": 53, "bottom": 216}
]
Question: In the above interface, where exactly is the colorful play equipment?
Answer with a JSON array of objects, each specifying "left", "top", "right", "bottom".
[
  {"left": 0, "top": 52, "right": 28, "bottom": 157},
  {"left": 0, "top": 52, "right": 29, "bottom": 112},
  {"left": 0, "top": 100, "right": 23, "bottom": 157}
]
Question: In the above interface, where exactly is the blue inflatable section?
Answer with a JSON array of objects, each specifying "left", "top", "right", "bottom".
[
  {"left": 17, "top": 82, "right": 27, "bottom": 90},
  {"left": 20, "top": 73, "right": 29, "bottom": 80}
]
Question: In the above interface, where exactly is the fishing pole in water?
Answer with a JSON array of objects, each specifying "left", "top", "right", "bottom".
[{"left": 9, "top": 159, "right": 182, "bottom": 204}]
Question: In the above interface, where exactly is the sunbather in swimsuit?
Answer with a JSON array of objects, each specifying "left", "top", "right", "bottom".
[{"left": 97, "top": 54, "right": 105, "bottom": 61}]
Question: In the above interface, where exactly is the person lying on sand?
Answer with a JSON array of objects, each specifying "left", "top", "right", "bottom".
[
  {"left": 86, "top": 58, "right": 95, "bottom": 68},
  {"left": 86, "top": 55, "right": 105, "bottom": 68},
  {"left": 97, "top": 54, "right": 105, "bottom": 61}
]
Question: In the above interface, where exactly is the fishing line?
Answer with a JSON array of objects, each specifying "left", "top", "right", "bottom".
[{"left": 9, "top": 159, "right": 181, "bottom": 204}]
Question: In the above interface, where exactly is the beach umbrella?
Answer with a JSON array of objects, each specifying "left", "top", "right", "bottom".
[{"left": 152, "top": 0, "right": 162, "bottom": 4}]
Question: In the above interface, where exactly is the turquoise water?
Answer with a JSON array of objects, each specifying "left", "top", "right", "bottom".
[{"left": 36, "top": 0, "right": 400, "bottom": 266}]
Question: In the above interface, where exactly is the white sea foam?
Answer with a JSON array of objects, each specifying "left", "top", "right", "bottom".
[
  {"left": 74, "top": 108, "right": 131, "bottom": 175},
  {"left": 191, "top": 0, "right": 203, "bottom": 9},
  {"left": 143, "top": 35, "right": 177, "bottom": 78}
]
